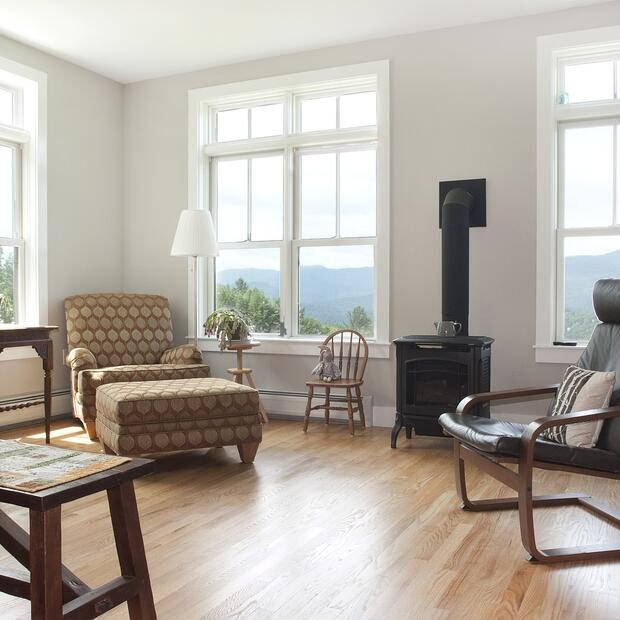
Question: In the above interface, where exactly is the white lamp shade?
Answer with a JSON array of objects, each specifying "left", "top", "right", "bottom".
[{"left": 170, "top": 209, "right": 218, "bottom": 257}]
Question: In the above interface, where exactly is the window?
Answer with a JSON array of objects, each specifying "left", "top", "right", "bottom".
[
  {"left": 0, "top": 140, "right": 21, "bottom": 323},
  {"left": 0, "top": 59, "right": 46, "bottom": 328},
  {"left": 537, "top": 30, "right": 620, "bottom": 362},
  {"left": 189, "top": 62, "right": 389, "bottom": 351}
]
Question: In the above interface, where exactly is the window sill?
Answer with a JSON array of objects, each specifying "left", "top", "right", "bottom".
[
  {"left": 534, "top": 344, "right": 585, "bottom": 364},
  {"left": 194, "top": 336, "right": 392, "bottom": 359},
  {"left": 0, "top": 347, "right": 38, "bottom": 362}
]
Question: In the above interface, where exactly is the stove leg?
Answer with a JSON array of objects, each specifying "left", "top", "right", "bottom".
[
  {"left": 405, "top": 426, "right": 412, "bottom": 439},
  {"left": 391, "top": 414, "right": 403, "bottom": 449}
]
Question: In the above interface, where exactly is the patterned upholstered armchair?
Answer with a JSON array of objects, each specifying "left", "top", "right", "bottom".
[{"left": 65, "top": 293, "right": 211, "bottom": 439}]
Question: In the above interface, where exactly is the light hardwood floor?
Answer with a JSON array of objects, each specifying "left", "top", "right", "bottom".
[{"left": 0, "top": 419, "right": 620, "bottom": 619}]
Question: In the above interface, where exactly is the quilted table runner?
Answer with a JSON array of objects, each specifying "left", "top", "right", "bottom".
[{"left": 0, "top": 440, "right": 129, "bottom": 492}]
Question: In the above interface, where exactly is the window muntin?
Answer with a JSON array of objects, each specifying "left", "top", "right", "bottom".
[{"left": 205, "top": 78, "right": 381, "bottom": 339}]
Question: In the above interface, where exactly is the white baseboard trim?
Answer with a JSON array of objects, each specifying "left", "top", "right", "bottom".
[
  {"left": 260, "top": 391, "right": 374, "bottom": 426},
  {"left": 0, "top": 390, "right": 73, "bottom": 429},
  {"left": 360, "top": 405, "right": 543, "bottom": 429},
  {"left": 371, "top": 406, "right": 396, "bottom": 428}
]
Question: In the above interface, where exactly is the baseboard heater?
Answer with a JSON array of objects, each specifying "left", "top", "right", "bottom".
[
  {"left": 0, "top": 389, "right": 73, "bottom": 431},
  {"left": 258, "top": 389, "right": 373, "bottom": 426},
  {"left": 0, "top": 388, "right": 71, "bottom": 409}
]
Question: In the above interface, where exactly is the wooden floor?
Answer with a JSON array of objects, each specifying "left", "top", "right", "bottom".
[{"left": 0, "top": 419, "right": 619, "bottom": 619}]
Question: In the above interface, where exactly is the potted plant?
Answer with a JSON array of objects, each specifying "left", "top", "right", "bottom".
[{"left": 204, "top": 308, "right": 252, "bottom": 351}]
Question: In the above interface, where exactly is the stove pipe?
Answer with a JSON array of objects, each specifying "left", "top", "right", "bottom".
[{"left": 441, "top": 187, "right": 473, "bottom": 336}]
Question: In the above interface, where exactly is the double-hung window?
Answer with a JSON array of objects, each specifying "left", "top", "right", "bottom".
[
  {"left": 537, "top": 30, "right": 620, "bottom": 362},
  {"left": 0, "top": 59, "right": 46, "bottom": 330},
  {"left": 189, "top": 62, "right": 389, "bottom": 353},
  {"left": 0, "top": 85, "right": 22, "bottom": 324}
]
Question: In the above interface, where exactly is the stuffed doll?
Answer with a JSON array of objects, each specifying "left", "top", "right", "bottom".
[{"left": 311, "top": 345, "right": 342, "bottom": 382}]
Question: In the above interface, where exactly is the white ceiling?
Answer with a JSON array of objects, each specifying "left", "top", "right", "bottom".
[{"left": 0, "top": 0, "right": 608, "bottom": 83}]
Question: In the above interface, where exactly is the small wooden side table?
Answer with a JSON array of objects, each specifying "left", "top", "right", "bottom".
[
  {"left": 0, "top": 457, "right": 156, "bottom": 619},
  {"left": 226, "top": 341, "right": 268, "bottom": 423},
  {"left": 0, "top": 325, "right": 58, "bottom": 444}
]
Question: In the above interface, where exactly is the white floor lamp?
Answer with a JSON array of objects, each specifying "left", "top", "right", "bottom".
[{"left": 170, "top": 209, "right": 218, "bottom": 347}]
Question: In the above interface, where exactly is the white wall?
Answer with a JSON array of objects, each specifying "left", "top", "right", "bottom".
[
  {"left": 0, "top": 35, "right": 124, "bottom": 422},
  {"left": 124, "top": 2, "right": 620, "bottom": 423}
]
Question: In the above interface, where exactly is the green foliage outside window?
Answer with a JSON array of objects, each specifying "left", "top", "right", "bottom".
[
  {"left": 0, "top": 247, "right": 15, "bottom": 324},
  {"left": 216, "top": 278, "right": 373, "bottom": 337}
]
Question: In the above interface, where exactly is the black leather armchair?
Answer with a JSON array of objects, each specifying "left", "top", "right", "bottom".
[{"left": 439, "top": 279, "right": 620, "bottom": 563}]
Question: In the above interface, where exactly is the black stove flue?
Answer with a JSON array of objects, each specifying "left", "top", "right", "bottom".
[{"left": 441, "top": 187, "right": 473, "bottom": 335}]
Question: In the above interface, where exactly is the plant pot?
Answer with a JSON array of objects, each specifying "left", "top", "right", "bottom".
[{"left": 229, "top": 330, "right": 249, "bottom": 343}]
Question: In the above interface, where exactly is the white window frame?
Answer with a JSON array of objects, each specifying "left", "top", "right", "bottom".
[
  {"left": 188, "top": 61, "right": 390, "bottom": 358},
  {"left": 536, "top": 26, "right": 620, "bottom": 363}
]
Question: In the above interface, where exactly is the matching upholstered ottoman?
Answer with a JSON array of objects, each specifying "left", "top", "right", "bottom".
[{"left": 95, "top": 377, "right": 262, "bottom": 463}]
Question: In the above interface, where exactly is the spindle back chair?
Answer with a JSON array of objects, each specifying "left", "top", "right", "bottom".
[{"left": 303, "top": 330, "right": 369, "bottom": 435}]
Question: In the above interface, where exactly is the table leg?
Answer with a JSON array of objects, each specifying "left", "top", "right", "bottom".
[
  {"left": 107, "top": 481, "right": 157, "bottom": 620},
  {"left": 34, "top": 339, "right": 53, "bottom": 444},
  {"left": 245, "top": 371, "right": 268, "bottom": 423},
  {"left": 44, "top": 344, "right": 52, "bottom": 445},
  {"left": 29, "top": 506, "right": 63, "bottom": 620}
]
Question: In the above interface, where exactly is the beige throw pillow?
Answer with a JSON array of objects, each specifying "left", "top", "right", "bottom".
[{"left": 541, "top": 365, "right": 616, "bottom": 448}]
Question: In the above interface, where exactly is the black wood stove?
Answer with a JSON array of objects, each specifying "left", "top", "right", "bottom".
[
  {"left": 392, "top": 179, "right": 493, "bottom": 448},
  {"left": 391, "top": 335, "right": 493, "bottom": 447}
]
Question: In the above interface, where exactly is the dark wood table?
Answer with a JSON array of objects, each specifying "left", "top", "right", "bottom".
[
  {"left": 0, "top": 456, "right": 156, "bottom": 619},
  {"left": 0, "top": 325, "right": 58, "bottom": 444}
]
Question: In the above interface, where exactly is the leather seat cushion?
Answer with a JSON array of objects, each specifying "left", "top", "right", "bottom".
[{"left": 439, "top": 412, "right": 620, "bottom": 474}]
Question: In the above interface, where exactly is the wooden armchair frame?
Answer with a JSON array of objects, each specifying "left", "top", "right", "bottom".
[{"left": 453, "top": 385, "right": 620, "bottom": 563}]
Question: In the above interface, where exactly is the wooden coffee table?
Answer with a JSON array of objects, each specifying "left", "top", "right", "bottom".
[{"left": 0, "top": 456, "right": 156, "bottom": 619}]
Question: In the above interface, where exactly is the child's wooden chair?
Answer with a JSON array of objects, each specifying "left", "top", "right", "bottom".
[{"left": 303, "top": 330, "right": 369, "bottom": 435}]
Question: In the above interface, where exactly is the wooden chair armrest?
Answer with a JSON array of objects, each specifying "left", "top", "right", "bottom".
[
  {"left": 456, "top": 385, "right": 560, "bottom": 415},
  {"left": 521, "top": 406, "right": 620, "bottom": 449}
]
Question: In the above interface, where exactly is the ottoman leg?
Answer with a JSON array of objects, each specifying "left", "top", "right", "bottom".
[{"left": 237, "top": 442, "right": 259, "bottom": 464}]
